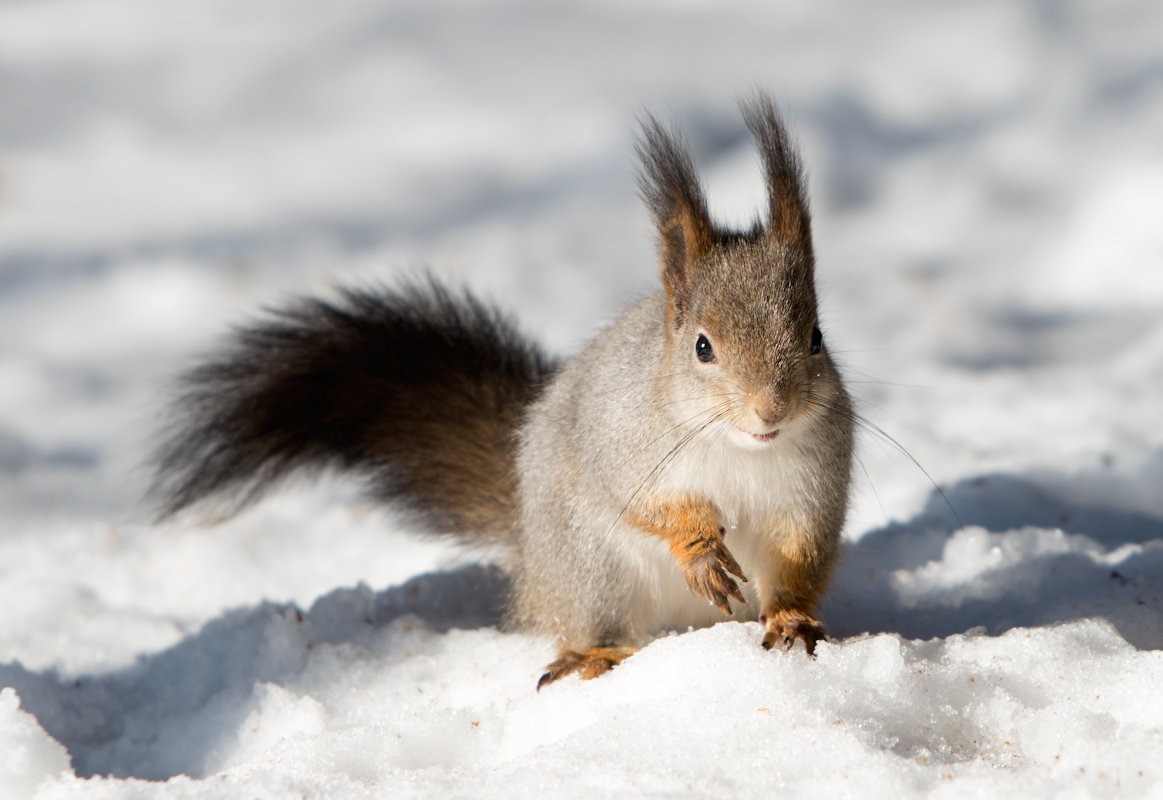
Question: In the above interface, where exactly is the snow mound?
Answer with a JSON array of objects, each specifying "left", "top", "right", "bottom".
[{"left": 0, "top": 688, "right": 71, "bottom": 797}]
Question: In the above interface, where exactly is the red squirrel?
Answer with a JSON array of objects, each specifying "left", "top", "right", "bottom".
[{"left": 152, "top": 94, "right": 854, "bottom": 689}]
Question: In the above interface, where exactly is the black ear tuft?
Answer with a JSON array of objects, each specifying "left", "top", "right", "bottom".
[
  {"left": 739, "top": 93, "right": 812, "bottom": 249},
  {"left": 635, "top": 113, "right": 713, "bottom": 324}
]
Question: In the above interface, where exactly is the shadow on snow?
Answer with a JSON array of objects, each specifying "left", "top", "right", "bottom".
[
  {"left": 825, "top": 471, "right": 1163, "bottom": 649},
  {"left": 0, "top": 564, "right": 509, "bottom": 781}
]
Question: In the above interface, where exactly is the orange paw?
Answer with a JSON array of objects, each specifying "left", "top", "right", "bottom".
[
  {"left": 681, "top": 531, "right": 747, "bottom": 614},
  {"left": 625, "top": 497, "right": 747, "bottom": 614},
  {"left": 760, "top": 612, "right": 826, "bottom": 655},
  {"left": 536, "top": 646, "right": 636, "bottom": 690}
]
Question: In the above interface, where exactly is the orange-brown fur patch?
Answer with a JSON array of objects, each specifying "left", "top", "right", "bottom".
[
  {"left": 658, "top": 203, "right": 712, "bottom": 328},
  {"left": 759, "top": 532, "right": 837, "bottom": 655},
  {"left": 626, "top": 495, "right": 747, "bottom": 614}
]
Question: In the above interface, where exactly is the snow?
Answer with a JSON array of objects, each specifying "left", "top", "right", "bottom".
[{"left": 2, "top": 0, "right": 1162, "bottom": 797}]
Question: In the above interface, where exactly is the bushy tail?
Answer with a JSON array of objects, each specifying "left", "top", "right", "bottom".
[{"left": 149, "top": 279, "right": 556, "bottom": 545}]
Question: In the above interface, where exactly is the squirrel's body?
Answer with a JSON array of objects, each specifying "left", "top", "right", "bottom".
[
  {"left": 152, "top": 95, "right": 855, "bottom": 687},
  {"left": 515, "top": 294, "right": 851, "bottom": 649}
]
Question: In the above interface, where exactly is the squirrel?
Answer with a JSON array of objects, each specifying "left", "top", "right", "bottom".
[{"left": 150, "top": 93, "right": 855, "bottom": 689}]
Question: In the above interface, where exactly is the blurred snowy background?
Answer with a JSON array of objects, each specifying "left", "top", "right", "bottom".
[{"left": 1, "top": 0, "right": 1161, "bottom": 797}]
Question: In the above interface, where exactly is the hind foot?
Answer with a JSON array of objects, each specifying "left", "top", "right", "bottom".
[{"left": 536, "top": 645, "right": 637, "bottom": 690}]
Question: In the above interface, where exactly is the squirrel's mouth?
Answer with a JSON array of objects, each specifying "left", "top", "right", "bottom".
[{"left": 734, "top": 426, "right": 780, "bottom": 445}]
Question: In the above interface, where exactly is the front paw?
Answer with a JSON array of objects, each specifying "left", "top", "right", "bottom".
[
  {"left": 681, "top": 531, "right": 747, "bottom": 614},
  {"left": 760, "top": 612, "right": 826, "bottom": 655}
]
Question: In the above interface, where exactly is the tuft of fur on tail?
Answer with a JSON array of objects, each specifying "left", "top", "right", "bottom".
[{"left": 149, "top": 278, "right": 556, "bottom": 546}]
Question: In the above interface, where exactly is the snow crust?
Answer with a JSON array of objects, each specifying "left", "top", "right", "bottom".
[{"left": 2, "top": 0, "right": 1162, "bottom": 797}]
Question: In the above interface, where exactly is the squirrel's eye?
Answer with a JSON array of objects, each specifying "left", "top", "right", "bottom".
[
  {"left": 810, "top": 326, "right": 823, "bottom": 355},
  {"left": 695, "top": 334, "right": 716, "bottom": 364}
]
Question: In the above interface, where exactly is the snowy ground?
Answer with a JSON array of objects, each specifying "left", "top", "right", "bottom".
[{"left": 2, "top": 1, "right": 1162, "bottom": 797}]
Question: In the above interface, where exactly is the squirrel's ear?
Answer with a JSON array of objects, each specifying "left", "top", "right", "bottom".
[
  {"left": 635, "top": 114, "right": 712, "bottom": 325},
  {"left": 740, "top": 94, "right": 812, "bottom": 252}
]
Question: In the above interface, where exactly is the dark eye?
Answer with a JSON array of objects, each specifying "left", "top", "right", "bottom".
[
  {"left": 810, "top": 326, "right": 823, "bottom": 355},
  {"left": 695, "top": 333, "right": 717, "bottom": 363}
]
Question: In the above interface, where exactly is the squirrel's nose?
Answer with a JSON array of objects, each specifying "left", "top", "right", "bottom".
[{"left": 753, "top": 402, "right": 787, "bottom": 427}]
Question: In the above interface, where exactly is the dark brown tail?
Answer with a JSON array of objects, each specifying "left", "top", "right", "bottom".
[{"left": 149, "top": 278, "right": 556, "bottom": 545}]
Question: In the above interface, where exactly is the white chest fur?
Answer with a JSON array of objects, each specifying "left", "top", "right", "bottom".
[{"left": 612, "top": 425, "right": 821, "bottom": 639}]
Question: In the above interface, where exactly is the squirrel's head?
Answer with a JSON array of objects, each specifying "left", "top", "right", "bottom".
[{"left": 637, "top": 94, "right": 840, "bottom": 450}]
